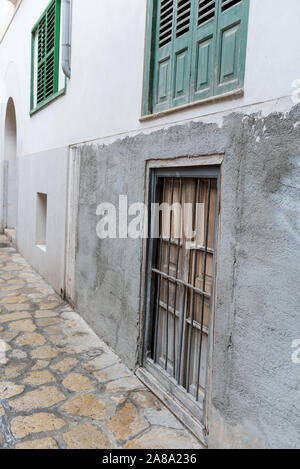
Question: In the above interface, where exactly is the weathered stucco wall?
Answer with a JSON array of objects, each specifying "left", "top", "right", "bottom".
[{"left": 75, "top": 104, "right": 300, "bottom": 449}]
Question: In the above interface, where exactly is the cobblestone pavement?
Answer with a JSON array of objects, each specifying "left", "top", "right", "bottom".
[{"left": 0, "top": 238, "right": 201, "bottom": 449}]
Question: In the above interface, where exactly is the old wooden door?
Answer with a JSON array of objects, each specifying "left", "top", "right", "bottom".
[{"left": 144, "top": 165, "right": 220, "bottom": 423}]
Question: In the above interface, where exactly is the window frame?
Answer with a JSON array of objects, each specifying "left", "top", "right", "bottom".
[
  {"left": 142, "top": 0, "right": 250, "bottom": 117},
  {"left": 30, "top": 0, "right": 65, "bottom": 115}
]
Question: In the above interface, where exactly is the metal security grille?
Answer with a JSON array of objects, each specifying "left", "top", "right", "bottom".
[
  {"left": 32, "top": 0, "right": 61, "bottom": 109},
  {"left": 144, "top": 166, "right": 220, "bottom": 419}
]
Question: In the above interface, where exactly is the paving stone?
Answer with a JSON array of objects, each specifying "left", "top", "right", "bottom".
[
  {"left": 7, "top": 280, "right": 25, "bottom": 286},
  {"left": 36, "top": 317, "right": 62, "bottom": 327},
  {"left": 42, "top": 325, "right": 61, "bottom": 336},
  {"left": 93, "top": 363, "right": 131, "bottom": 384},
  {"left": 4, "top": 264, "right": 20, "bottom": 271},
  {"left": 0, "top": 381, "right": 25, "bottom": 399},
  {"left": 110, "top": 395, "right": 126, "bottom": 405},
  {"left": 10, "top": 350, "right": 27, "bottom": 359},
  {"left": 0, "top": 295, "right": 28, "bottom": 305},
  {"left": 23, "top": 370, "right": 56, "bottom": 386},
  {"left": 15, "top": 438, "right": 58, "bottom": 449},
  {"left": 9, "top": 319, "right": 36, "bottom": 332},
  {"left": 143, "top": 407, "right": 184, "bottom": 429},
  {"left": 50, "top": 358, "right": 78, "bottom": 374},
  {"left": 123, "top": 427, "right": 201, "bottom": 449},
  {"left": 61, "top": 394, "right": 106, "bottom": 419},
  {"left": 15, "top": 332, "right": 46, "bottom": 347},
  {"left": 63, "top": 423, "right": 110, "bottom": 449},
  {"left": 5, "top": 303, "right": 32, "bottom": 312},
  {"left": 129, "top": 390, "right": 162, "bottom": 410},
  {"left": 0, "top": 342, "right": 11, "bottom": 352},
  {"left": 35, "top": 310, "right": 59, "bottom": 319},
  {"left": 108, "top": 403, "right": 149, "bottom": 440},
  {"left": 31, "top": 346, "right": 59, "bottom": 359},
  {"left": 11, "top": 413, "right": 66, "bottom": 438},
  {"left": 48, "top": 335, "right": 66, "bottom": 346},
  {"left": 62, "top": 373, "right": 96, "bottom": 392},
  {"left": 9, "top": 386, "right": 66, "bottom": 411},
  {"left": 38, "top": 301, "right": 62, "bottom": 310},
  {"left": 61, "top": 346, "right": 80, "bottom": 354},
  {"left": 84, "top": 352, "right": 119, "bottom": 372},
  {"left": 0, "top": 312, "right": 31, "bottom": 322},
  {"left": 0, "top": 331, "right": 19, "bottom": 341},
  {"left": 106, "top": 376, "right": 144, "bottom": 393},
  {"left": 32, "top": 360, "right": 51, "bottom": 371},
  {"left": 2, "top": 270, "right": 15, "bottom": 280},
  {"left": 5, "top": 363, "right": 28, "bottom": 379},
  {"left": 3, "top": 285, "right": 23, "bottom": 292}
]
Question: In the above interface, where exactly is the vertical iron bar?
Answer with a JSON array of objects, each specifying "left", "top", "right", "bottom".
[
  {"left": 186, "top": 178, "right": 201, "bottom": 392},
  {"left": 165, "top": 178, "right": 175, "bottom": 370},
  {"left": 153, "top": 178, "right": 166, "bottom": 363},
  {"left": 196, "top": 179, "right": 212, "bottom": 401},
  {"left": 172, "top": 178, "right": 183, "bottom": 378},
  {"left": 177, "top": 285, "right": 187, "bottom": 384}
]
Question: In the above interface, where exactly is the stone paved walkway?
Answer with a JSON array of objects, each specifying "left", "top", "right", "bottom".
[{"left": 0, "top": 237, "right": 200, "bottom": 449}]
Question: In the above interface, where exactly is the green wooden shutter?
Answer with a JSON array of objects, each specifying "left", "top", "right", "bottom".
[
  {"left": 35, "top": 0, "right": 61, "bottom": 107},
  {"left": 153, "top": 0, "right": 193, "bottom": 113},
  {"left": 214, "top": 0, "right": 249, "bottom": 95},
  {"left": 152, "top": 0, "right": 175, "bottom": 112},
  {"left": 171, "top": 0, "right": 193, "bottom": 108},
  {"left": 190, "top": 0, "right": 217, "bottom": 102},
  {"left": 145, "top": 0, "right": 249, "bottom": 114}
]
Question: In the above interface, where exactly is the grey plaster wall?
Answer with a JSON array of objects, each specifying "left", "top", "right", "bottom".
[{"left": 75, "top": 105, "right": 300, "bottom": 448}]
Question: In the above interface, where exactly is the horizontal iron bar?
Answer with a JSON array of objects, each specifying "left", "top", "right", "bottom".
[{"left": 151, "top": 268, "right": 211, "bottom": 299}]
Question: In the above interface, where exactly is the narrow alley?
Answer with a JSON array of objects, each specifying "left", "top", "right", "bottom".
[{"left": 0, "top": 237, "right": 201, "bottom": 449}]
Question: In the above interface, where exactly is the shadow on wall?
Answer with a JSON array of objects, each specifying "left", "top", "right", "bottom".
[{"left": 3, "top": 97, "right": 18, "bottom": 231}]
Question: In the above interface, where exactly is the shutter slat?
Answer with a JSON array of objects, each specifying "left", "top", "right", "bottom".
[
  {"left": 159, "top": 0, "right": 175, "bottom": 48},
  {"left": 198, "top": 0, "right": 216, "bottom": 26},
  {"left": 222, "top": 0, "right": 242, "bottom": 12},
  {"left": 176, "top": 0, "right": 191, "bottom": 39}
]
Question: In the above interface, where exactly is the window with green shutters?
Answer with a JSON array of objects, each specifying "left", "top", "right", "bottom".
[
  {"left": 30, "top": 0, "right": 61, "bottom": 113},
  {"left": 143, "top": 0, "right": 249, "bottom": 115}
]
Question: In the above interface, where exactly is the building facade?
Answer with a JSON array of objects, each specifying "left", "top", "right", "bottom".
[{"left": 0, "top": 0, "right": 299, "bottom": 448}]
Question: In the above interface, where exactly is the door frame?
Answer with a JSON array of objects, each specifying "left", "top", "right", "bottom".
[{"left": 137, "top": 154, "right": 223, "bottom": 445}]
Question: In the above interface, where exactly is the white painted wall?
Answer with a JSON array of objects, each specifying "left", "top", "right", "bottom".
[
  {"left": 0, "top": 0, "right": 300, "bottom": 158},
  {"left": 17, "top": 147, "right": 69, "bottom": 293}
]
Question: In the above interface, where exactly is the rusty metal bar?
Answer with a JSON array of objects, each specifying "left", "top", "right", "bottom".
[{"left": 196, "top": 179, "right": 212, "bottom": 400}]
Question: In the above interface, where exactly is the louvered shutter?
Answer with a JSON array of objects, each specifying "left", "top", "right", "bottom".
[
  {"left": 36, "top": 0, "right": 61, "bottom": 106},
  {"left": 171, "top": 0, "right": 192, "bottom": 107},
  {"left": 214, "top": 0, "right": 248, "bottom": 95},
  {"left": 190, "top": 0, "right": 217, "bottom": 101},
  {"left": 145, "top": 0, "right": 249, "bottom": 114},
  {"left": 153, "top": 0, "right": 193, "bottom": 113},
  {"left": 152, "top": 0, "right": 175, "bottom": 112}
]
